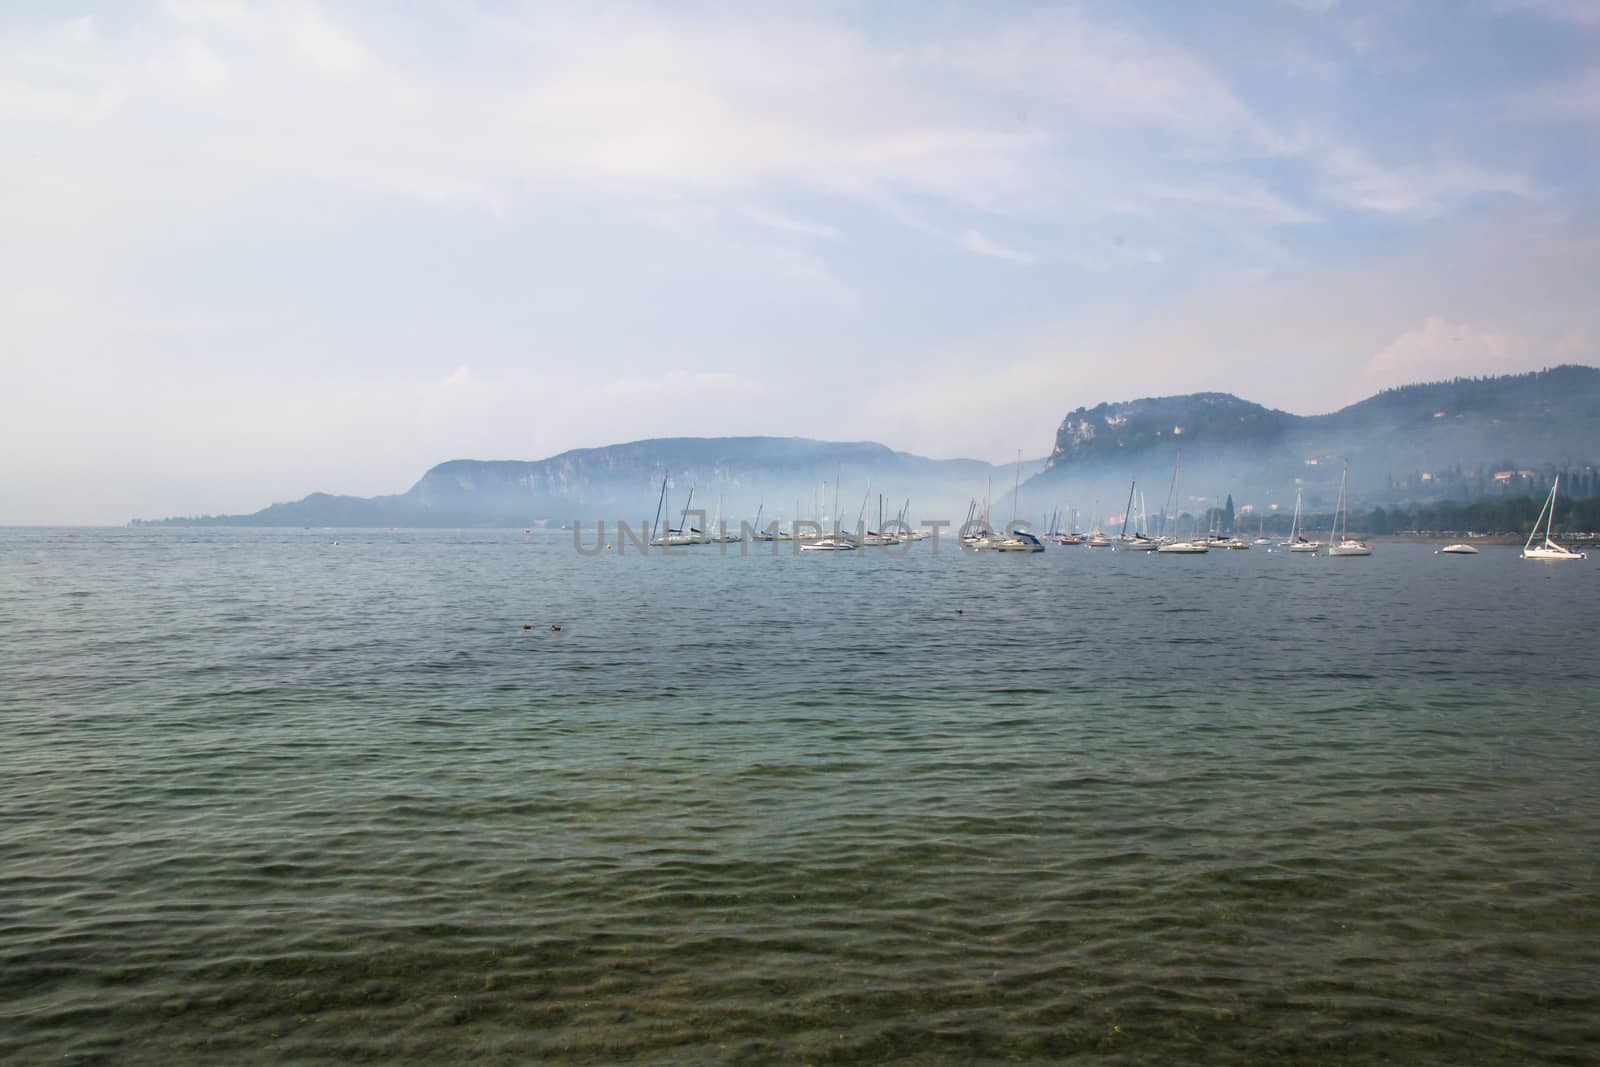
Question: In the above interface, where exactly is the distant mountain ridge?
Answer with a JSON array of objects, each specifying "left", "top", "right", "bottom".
[
  {"left": 145, "top": 437, "right": 1035, "bottom": 527},
  {"left": 140, "top": 366, "right": 1599, "bottom": 527}
]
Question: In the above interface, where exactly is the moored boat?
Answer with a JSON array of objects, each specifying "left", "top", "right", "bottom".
[
  {"left": 1522, "top": 477, "right": 1587, "bottom": 561},
  {"left": 1325, "top": 462, "right": 1373, "bottom": 557}
]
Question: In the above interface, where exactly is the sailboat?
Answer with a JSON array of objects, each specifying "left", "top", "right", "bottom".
[
  {"left": 705, "top": 495, "right": 742, "bottom": 543},
  {"left": 1156, "top": 450, "right": 1208, "bottom": 553},
  {"left": 990, "top": 451, "right": 1045, "bottom": 552},
  {"left": 1055, "top": 506, "right": 1084, "bottom": 545},
  {"left": 1253, "top": 516, "right": 1271, "bottom": 546},
  {"left": 1115, "top": 481, "right": 1159, "bottom": 550},
  {"left": 1283, "top": 488, "right": 1319, "bottom": 552},
  {"left": 1522, "top": 477, "right": 1587, "bottom": 561},
  {"left": 749, "top": 503, "right": 794, "bottom": 543},
  {"left": 1084, "top": 499, "right": 1111, "bottom": 547},
  {"left": 860, "top": 490, "right": 897, "bottom": 547},
  {"left": 896, "top": 499, "right": 927, "bottom": 541},
  {"left": 648, "top": 480, "right": 707, "bottom": 546},
  {"left": 962, "top": 481, "right": 1000, "bottom": 549},
  {"left": 1325, "top": 462, "right": 1374, "bottom": 556},
  {"left": 801, "top": 475, "right": 857, "bottom": 551}
]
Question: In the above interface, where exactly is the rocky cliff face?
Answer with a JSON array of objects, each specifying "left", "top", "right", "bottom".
[{"left": 1026, "top": 366, "right": 1600, "bottom": 512}]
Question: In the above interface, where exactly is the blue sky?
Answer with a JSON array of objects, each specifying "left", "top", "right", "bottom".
[{"left": 2, "top": 0, "right": 1597, "bottom": 522}]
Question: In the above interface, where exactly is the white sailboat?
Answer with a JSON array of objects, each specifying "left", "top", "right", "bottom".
[
  {"left": 1115, "top": 481, "right": 1159, "bottom": 550},
  {"left": 1050, "top": 505, "right": 1083, "bottom": 545},
  {"left": 1283, "top": 487, "right": 1320, "bottom": 552},
  {"left": 1522, "top": 477, "right": 1587, "bottom": 561},
  {"left": 706, "top": 495, "right": 742, "bottom": 543},
  {"left": 962, "top": 481, "right": 1000, "bottom": 549},
  {"left": 749, "top": 502, "right": 794, "bottom": 543},
  {"left": 989, "top": 451, "right": 1045, "bottom": 552},
  {"left": 802, "top": 475, "right": 858, "bottom": 551},
  {"left": 1155, "top": 451, "right": 1208, "bottom": 552},
  {"left": 1325, "top": 462, "right": 1374, "bottom": 556},
  {"left": 648, "top": 480, "right": 708, "bottom": 546}
]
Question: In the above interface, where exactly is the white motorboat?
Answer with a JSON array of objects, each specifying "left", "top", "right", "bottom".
[
  {"left": 991, "top": 530, "right": 1045, "bottom": 552},
  {"left": 1523, "top": 477, "right": 1587, "bottom": 561},
  {"left": 1439, "top": 544, "right": 1479, "bottom": 555},
  {"left": 799, "top": 535, "right": 857, "bottom": 551},
  {"left": 1157, "top": 540, "right": 1209, "bottom": 554}
]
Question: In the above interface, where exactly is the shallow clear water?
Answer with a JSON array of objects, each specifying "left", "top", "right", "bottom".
[{"left": 2, "top": 528, "right": 1597, "bottom": 1064}]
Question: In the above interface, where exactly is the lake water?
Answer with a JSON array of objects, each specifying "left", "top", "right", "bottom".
[{"left": 2, "top": 527, "right": 1597, "bottom": 1064}]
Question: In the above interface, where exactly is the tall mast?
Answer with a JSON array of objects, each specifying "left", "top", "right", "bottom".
[
  {"left": 651, "top": 474, "right": 668, "bottom": 543},
  {"left": 833, "top": 465, "right": 841, "bottom": 534},
  {"left": 1164, "top": 448, "right": 1182, "bottom": 538},
  {"left": 679, "top": 483, "right": 695, "bottom": 534},
  {"left": 1120, "top": 480, "right": 1136, "bottom": 540},
  {"left": 1012, "top": 450, "right": 1021, "bottom": 528},
  {"left": 1544, "top": 478, "right": 1552, "bottom": 546}
]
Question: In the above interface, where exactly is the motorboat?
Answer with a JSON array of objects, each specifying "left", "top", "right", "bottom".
[
  {"left": 799, "top": 535, "right": 857, "bottom": 551},
  {"left": 1157, "top": 540, "right": 1209, "bottom": 554},
  {"left": 990, "top": 530, "right": 1045, "bottom": 553}
]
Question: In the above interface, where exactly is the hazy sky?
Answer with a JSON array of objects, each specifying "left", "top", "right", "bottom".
[{"left": 3, "top": 1, "right": 1597, "bottom": 523}]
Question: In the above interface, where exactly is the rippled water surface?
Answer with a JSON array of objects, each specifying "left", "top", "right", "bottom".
[{"left": 2, "top": 527, "right": 1598, "bottom": 1064}]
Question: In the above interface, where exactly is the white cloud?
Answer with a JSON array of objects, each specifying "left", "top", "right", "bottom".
[
  {"left": 1365, "top": 316, "right": 1592, "bottom": 384},
  {"left": 1365, "top": 316, "right": 1519, "bottom": 381},
  {"left": 174, "top": 37, "right": 229, "bottom": 85},
  {"left": 1510, "top": 68, "right": 1600, "bottom": 124},
  {"left": 957, "top": 229, "right": 1037, "bottom": 265},
  {"left": 736, "top": 206, "right": 843, "bottom": 241},
  {"left": 600, "top": 370, "right": 760, "bottom": 401},
  {"left": 1297, "top": 136, "right": 1534, "bottom": 218},
  {"left": 1496, "top": 0, "right": 1600, "bottom": 27},
  {"left": 1144, "top": 177, "right": 1319, "bottom": 225}
]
